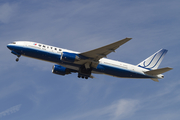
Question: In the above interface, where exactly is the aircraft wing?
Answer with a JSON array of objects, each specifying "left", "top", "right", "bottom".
[{"left": 80, "top": 38, "right": 132, "bottom": 61}]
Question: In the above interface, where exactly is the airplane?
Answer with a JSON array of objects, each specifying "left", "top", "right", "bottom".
[{"left": 7, "top": 38, "right": 173, "bottom": 82}]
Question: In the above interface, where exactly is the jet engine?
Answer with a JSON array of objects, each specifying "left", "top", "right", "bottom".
[
  {"left": 60, "top": 52, "right": 80, "bottom": 63},
  {"left": 52, "top": 65, "right": 71, "bottom": 75}
]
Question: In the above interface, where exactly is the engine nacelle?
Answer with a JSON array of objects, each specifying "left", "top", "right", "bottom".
[
  {"left": 52, "top": 65, "right": 70, "bottom": 75},
  {"left": 60, "top": 52, "right": 80, "bottom": 63}
]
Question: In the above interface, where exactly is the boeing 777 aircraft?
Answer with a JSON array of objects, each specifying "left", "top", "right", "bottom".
[{"left": 7, "top": 38, "right": 172, "bottom": 82}]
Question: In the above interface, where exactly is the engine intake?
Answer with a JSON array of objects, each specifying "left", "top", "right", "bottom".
[
  {"left": 52, "top": 65, "right": 70, "bottom": 75},
  {"left": 60, "top": 52, "right": 80, "bottom": 63}
]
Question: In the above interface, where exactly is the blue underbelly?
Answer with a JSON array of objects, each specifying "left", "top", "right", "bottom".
[
  {"left": 13, "top": 46, "right": 151, "bottom": 79},
  {"left": 94, "top": 64, "right": 151, "bottom": 78}
]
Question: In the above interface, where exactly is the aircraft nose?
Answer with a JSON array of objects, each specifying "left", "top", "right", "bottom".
[
  {"left": 7, "top": 44, "right": 10, "bottom": 49},
  {"left": 7, "top": 44, "right": 13, "bottom": 50}
]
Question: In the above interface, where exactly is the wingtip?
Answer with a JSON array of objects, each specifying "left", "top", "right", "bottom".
[{"left": 126, "top": 37, "right": 132, "bottom": 40}]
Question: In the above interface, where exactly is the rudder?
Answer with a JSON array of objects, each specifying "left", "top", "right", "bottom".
[{"left": 137, "top": 49, "right": 168, "bottom": 70}]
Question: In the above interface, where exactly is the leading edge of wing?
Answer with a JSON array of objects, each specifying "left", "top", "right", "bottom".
[{"left": 80, "top": 38, "right": 132, "bottom": 61}]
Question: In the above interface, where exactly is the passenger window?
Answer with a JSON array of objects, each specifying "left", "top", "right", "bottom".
[
  {"left": 55, "top": 48, "right": 57, "bottom": 50},
  {"left": 51, "top": 47, "right": 53, "bottom": 49},
  {"left": 59, "top": 49, "right": 61, "bottom": 51},
  {"left": 39, "top": 44, "right": 41, "bottom": 47},
  {"left": 43, "top": 45, "right": 46, "bottom": 48}
]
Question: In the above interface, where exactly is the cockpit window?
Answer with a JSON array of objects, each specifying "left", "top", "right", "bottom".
[{"left": 11, "top": 42, "right": 16, "bottom": 44}]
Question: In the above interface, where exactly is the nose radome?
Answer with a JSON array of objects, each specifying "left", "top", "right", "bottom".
[
  {"left": 7, "top": 44, "right": 11, "bottom": 49},
  {"left": 7, "top": 44, "right": 13, "bottom": 50}
]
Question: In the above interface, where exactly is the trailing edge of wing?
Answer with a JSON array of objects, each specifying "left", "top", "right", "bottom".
[
  {"left": 144, "top": 67, "right": 173, "bottom": 75},
  {"left": 80, "top": 38, "right": 132, "bottom": 61}
]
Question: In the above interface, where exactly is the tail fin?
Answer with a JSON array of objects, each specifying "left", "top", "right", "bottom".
[{"left": 137, "top": 49, "right": 168, "bottom": 70}]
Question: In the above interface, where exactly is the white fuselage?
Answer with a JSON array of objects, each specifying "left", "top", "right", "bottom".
[{"left": 7, "top": 41, "right": 163, "bottom": 80}]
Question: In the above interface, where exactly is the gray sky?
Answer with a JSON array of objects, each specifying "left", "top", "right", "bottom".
[{"left": 0, "top": 0, "right": 180, "bottom": 120}]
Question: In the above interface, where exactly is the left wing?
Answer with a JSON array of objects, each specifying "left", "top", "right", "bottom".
[
  {"left": 80, "top": 38, "right": 132, "bottom": 61},
  {"left": 74, "top": 38, "right": 132, "bottom": 68}
]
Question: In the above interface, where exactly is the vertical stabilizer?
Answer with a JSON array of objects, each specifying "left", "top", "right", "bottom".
[{"left": 137, "top": 49, "right": 168, "bottom": 70}]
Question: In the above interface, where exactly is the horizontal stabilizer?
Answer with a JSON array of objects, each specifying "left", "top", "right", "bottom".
[
  {"left": 151, "top": 78, "right": 159, "bottom": 82},
  {"left": 90, "top": 75, "right": 95, "bottom": 79},
  {"left": 144, "top": 67, "right": 173, "bottom": 75}
]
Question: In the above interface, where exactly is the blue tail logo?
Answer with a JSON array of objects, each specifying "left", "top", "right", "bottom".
[{"left": 137, "top": 49, "right": 168, "bottom": 70}]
